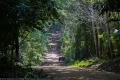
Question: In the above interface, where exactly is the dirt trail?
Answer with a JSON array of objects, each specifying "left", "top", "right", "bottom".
[
  {"left": 42, "top": 29, "right": 63, "bottom": 66},
  {"left": 35, "top": 66, "right": 120, "bottom": 80},
  {"left": 38, "top": 28, "right": 120, "bottom": 80}
]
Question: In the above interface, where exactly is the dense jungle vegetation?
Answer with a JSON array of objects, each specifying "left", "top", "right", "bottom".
[{"left": 0, "top": 0, "right": 120, "bottom": 78}]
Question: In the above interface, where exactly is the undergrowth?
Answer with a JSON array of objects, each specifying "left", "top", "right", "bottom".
[
  {"left": 0, "top": 62, "right": 48, "bottom": 78},
  {"left": 69, "top": 57, "right": 104, "bottom": 67}
]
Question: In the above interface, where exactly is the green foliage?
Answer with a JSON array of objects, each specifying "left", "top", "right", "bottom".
[
  {"left": 57, "top": 0, "right": 120, "bottom": 64},
  {"left": 0, "top": 0, "right": 59, "bottom": 60},
  {"left": 20, "top": 29, "right": 48, "bottom": 66},
  {"left": 60, "top": 31, "right": 75, "bottom": 63},
  {"left": 0, "top": 0, "right": 120, "bottom": 75},
  {"left": 58, "top": 0, "right": 95, "bottom": 61},
  {"left": 70, "top": 57, "right": 102, "bottom": 67}
]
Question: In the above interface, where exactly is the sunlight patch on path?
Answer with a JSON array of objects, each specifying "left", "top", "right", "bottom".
[{"left": 48, "top": 43, "right": 57, "bottom": 46}]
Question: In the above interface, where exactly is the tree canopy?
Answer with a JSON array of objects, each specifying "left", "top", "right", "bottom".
[{"left": 0, "top": 0, "right": 58, "bottom": 60}]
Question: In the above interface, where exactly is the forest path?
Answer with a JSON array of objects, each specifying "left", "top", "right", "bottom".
[
  {"left": 41, "top": 28, "right": 64, "bottom": 66},
  {"left": 36, "top": 27, "right": 120, "bottom": 80},
  {"left": 34, "top": 66, "right": 120, "bottom": 80}
]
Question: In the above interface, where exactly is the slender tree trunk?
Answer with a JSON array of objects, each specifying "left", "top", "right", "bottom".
[
  {"left": 75, "top": 26, "right": 81, "bottom": 60},
  {"left": 96, "top": 16, "right": 101, "bottom": 57},
  {"left": 106, "top": 12, "right": 113, "bottom": 59},
  {"left": 91, "top": 5, "right": 98, "bottom": 56}
]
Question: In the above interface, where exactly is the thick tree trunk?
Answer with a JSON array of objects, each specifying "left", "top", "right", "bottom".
[{"left": 15, "top": 26, "right": 20, "bottom": 62}]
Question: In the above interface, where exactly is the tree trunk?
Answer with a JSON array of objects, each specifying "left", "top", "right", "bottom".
[
  {"left": 15, "top": 26, "right": 20, "bottom": 62},
  {"left": 75, "top": 26, "right": 81, "bottom": 60},
  {"left": 91, "top": 5, "right": 98, "bottom": 56},
  {"left": 106, "top": 12, "right": 113, "bottom": 59}
]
